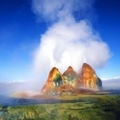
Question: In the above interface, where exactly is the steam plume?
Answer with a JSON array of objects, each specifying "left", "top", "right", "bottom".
[{"left": 31, "top": 0, "right": 111, "bottom": 86}]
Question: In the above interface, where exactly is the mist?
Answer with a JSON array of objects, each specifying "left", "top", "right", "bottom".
[
  {"left": 102, "top": 78, "right": 120, "bottom": 91},
  {"left": 31, "top": 0, "right": 111, "bottom": 87}
]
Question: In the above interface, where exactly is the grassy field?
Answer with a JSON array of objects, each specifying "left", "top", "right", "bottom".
[{"left": 0, "top": 94, "right": 120, "bottom": 120}]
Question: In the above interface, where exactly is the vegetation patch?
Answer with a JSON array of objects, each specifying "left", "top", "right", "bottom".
[{"left": 0, "top": 94, "right": 120, "bottom": 120}]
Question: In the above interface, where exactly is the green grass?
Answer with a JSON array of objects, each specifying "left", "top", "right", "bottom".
[{"left": 0, "top": 94, "right": 120, "bottom": 120}]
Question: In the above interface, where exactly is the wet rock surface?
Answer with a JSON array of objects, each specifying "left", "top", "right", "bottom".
[{"left": 41, "top": 63, "right": 102, "bottom": 95}]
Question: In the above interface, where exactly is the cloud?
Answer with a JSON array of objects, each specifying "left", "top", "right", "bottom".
[
  {"left": 31, "top": 0, "right": 111, "bottom": 87},
  {"left": 31, "top": 0, "right": 95, "bottom": 22},
  {"left": 34, "top": 18, "right": 110, "bottom": 73}
]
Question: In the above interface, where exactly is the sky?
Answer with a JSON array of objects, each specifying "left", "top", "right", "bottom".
[{"left": 0, "top": 0, "right": 120, "bottom": 84}]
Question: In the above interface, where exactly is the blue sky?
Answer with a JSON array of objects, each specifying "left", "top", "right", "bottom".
[
  {"left": 94, "top": 0, "right": 120, "bottom": 78},
  {"left": 0, "top": 0, "right": 120, "bottom": 82}
]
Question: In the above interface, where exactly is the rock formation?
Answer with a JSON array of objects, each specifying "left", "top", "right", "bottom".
[
  {"left": 41, "top": 63, "right": 102, "bottom": 95},
  {"left": 62, "top": 66, "right": 79, "bottom": 88},
  {"left": 41, "top": 66, "right": 75, "bottom": 95},
  {"left": 79, "top": 63, "right": 102, "bottom": 90},
  {"left": 41, "top": 67, "right": 63, "bottom": 93}
]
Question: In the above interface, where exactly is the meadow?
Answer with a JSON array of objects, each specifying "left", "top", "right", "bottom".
[{"left": 0, "top": 94, "right": 120, "bottom": 120}]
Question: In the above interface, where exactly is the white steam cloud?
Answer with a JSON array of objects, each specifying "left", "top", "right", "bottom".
[
  {"left": 31, "top": 0, "right": 111, "bottom": 85},
  {"left": 32, "top": 0, "right": 94, "bottom": 21}
]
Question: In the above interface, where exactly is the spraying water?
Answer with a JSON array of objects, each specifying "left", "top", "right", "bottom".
[{"left": 31, "top": 0, "right": 111, "bottom": 87}]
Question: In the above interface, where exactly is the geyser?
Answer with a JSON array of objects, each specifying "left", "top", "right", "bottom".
[{"left": 31, "top": 0, "right": 111, "bottom": 87}]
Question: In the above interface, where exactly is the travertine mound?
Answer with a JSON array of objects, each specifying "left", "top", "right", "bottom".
[
  {"left": 63, "top": 66, "right": 79, "bottom": 87},
  {"left": 79, "top": 63, "right": 102, "bottom": 90},
  {"left": 41, "top": 67, "right": 63, "bottom": 93},
  {"left": 41, "top": 63, "right": 102, "bottom": 95}
]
